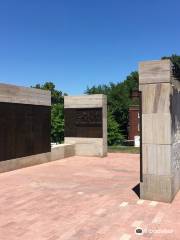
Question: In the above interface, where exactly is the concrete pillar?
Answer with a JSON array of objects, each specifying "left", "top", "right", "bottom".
[
  {"left": 139, "top": 59, "right": 180, "bottom": 202},
  {"left": 64, "top": 94, "right": 107, "bottom": 157}
]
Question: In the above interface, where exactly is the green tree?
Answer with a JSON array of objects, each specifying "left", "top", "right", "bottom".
[
  {"left": 107, "top": 112, "right": 124, "bottom": 145},
  {"left": 86, "top": 71, "right": 139, "bottom": 140},
  {"left": 32, "top": 81, "right": 67, "bottom": 104},
  {"left": 162, "top": 54, "right": 180, "bottom": 69},
  {"left": 32, "top": 81, "right": 66, "bottom": 143},
  {"left": 51, "top": 104, "right": 64, "bottom": 143}
]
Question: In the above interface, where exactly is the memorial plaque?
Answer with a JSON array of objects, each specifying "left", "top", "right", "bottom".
[
  {"left": 65, "top": 108, "right": 103, "bottom": 138},
  {"left": 0, "top": 102, "right": 51, "bottom": 162}
]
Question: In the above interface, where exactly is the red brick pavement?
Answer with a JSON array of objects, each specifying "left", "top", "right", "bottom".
[{"left": 0, "top": 153, "right": 179, "bottom": 240}]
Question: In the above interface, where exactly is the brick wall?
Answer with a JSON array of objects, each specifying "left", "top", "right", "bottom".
[{"left": 128, "top": 106, "right": 140, "bottom": 140}]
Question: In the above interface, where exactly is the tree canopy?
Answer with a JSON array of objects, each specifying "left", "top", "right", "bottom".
[
  {"left": 86, "top": 71, "right": 139, "bottom": 144},
  {"left": 32, "top": 82, "right": 67, "bottom": 104},
  {"left": 162, "top": 54, "right": 180, "bottom": 69},
  {"left": 33, "top": 54, "right": 180, "bottom": 145},
  {"left": 32, "top": 81, "right": 67, "bottom": 143}
]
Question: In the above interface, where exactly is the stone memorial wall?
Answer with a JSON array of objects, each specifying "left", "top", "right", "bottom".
[
  {"left": 64, "top": 95, "right": 107, "bottom": 157},
  {"left": 0, "top": 83, "right": 51, "bottom": 172},
  {"left": 0, "top": 85, "right": 107, "bottom": 173}
]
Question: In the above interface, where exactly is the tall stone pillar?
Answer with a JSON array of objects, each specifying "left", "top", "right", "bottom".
[
  {"left": 139, "top": 59, "right": 180, "bottom": 202},
  {"left": 64, "top": 94, "right": 107, "bottom": 157}
]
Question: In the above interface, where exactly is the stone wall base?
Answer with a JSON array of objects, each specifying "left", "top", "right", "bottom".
[
  {"left": 65, "top": 137, "right": 107, "bottom": 157},
  {"left": 0, "top": 143, "right": 75, "bottom": 173},
  {"left": 140, "top": 174, "right": 175, "bottom": 203}
]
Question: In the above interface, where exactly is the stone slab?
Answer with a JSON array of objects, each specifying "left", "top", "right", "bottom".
[
  {"left": 142, "top": 113, "right": 171, "bottom": 144},
  {"left": 64, "top": 94, "right": 107, "bottom": 108},
  {"left": 0, "top": 152, "right": 51, "bottom": 173},
  {"left": 139, "top": 60, "right": 171, "bottom": 84},
  {"left": 0, "top": 83, "right": 51, "bottom": 106},
  {"left": 51, "top": 143, "right": 75, "bottom": 161},
  {"left": 65, "top": 137, "right": 107, "bottom": 157},
  {"left": 139, "top": 83, "right": 171, "bottom": 114},
  {"left": 142, "top": 144, "right": 171, "bottom": 175},
  {"left": 0, "top": 144, "right": 75, "bottom": 173},
  {"left": 140, "top": 174, "right": 173, "bottom": 202}
]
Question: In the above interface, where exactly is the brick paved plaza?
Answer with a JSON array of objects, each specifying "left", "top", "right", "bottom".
[{"left": 0, "top": 153, "right": 179, "bottom": 240}]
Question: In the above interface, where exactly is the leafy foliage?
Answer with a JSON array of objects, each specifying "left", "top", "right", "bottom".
[
  {"left": 162, "top": 54, "right": 180, "bottom": 69},
  {"left": 51, "top": 104, "right": 64, "bottom": 143},
  {"left": 86, "top": 71, "right": 139, "bottom": 144},
  {"left": 107, "top": 112, "right": 124, "bottom": 145},
  {"left": 32, "top": 81, "right": 67, "bottom": 143},
  {"left": 32, "top": 82, "right": 67, "bottom": 104}
]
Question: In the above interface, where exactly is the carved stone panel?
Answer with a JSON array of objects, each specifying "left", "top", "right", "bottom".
[{"left": 64, "top": 108, "right": 103, "bottom": 138}]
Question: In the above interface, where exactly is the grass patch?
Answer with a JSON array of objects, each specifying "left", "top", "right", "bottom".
[{"left": 108, "top": 145, "right": 140, "bottom": 154}]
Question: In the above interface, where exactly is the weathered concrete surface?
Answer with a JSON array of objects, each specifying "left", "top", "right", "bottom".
[
  {"left": 65, "top": 137, "right": 106, "bottom": 157},
  {"left": 139, "top": 60, "right": 171, "bottom": 84},
  {"left": 0, "top": 152, "right": 51, "bottom": 173},
  {"left": 139, "top": 59, "right": 180, "bottom": 202},
  {"left": 51, "top": 143, "right": 75, "bottom": 160},
  {"left": 64, "top": 94, "right": 106, "bottom": 108},
  {"left": 0, "top": 144, "right": 75, "bottom": 173},
  {"left": 0, "top": 83, "right": 51, "bottom": 106},
  {"left": 0, "top": 153, "right": 179, "bottom": 240},
  {"left": 170, "top": 81, "right": 180, "bottom": 199}
]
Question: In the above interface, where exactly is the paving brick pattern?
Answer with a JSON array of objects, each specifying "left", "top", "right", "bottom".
[{"left": 0, "top": 153, "right": 179, "bottom": 240}]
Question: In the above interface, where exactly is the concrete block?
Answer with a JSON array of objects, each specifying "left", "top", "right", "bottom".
[
  {"left": 140, "top": 174, "right": 173, "bottom": 203},
  {"left": 142, "top": 144, "right": 171, "bottom": 175},
  {"left": 140, "top": 83, "right": 171, "bottom": 114},
  {"left": 0, "top": 152, "right": 51, "bottom": 173},
  {"left": 0, "top": 83, "right": 51, "bottom": 106},
  {"left": 139, "top": 59, "right": 180, "bottom": 203},
  {"left": 65, "top": 137, "right": 107, "bottom": 157},
  {"left": 172, "top": 169, "right": 180, "bottom": 198},
  {"left": 64, "top": 94, "right": 107, "bottom": 108},
  {"left": 142, "top": 113, "right": 171, "bottom": 144},
  {"left": 0, "top": 144, "right": 76, "bottom": 173},
  {"left": 64, "top": 94, "right": 107, "bottom": 157},
  {"left": 51, "top": 144, "right": 75, "bottom": 161},
  {"left": 139, "top": 60, "right": 171, "bottom": 84}
]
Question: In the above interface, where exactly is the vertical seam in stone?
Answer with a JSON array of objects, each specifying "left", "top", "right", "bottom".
[{"left": 153, "top": 83, "right": 161, "bottom": 113}]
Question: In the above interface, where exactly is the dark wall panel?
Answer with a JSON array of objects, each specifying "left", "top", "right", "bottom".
[
  {"left": 65, "top": 108, "right": 103, "bottom": 138},
  {"left": 0, "top": 102, "right": 51, "bottom": 162}
]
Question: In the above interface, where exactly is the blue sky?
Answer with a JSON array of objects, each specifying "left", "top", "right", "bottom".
[{"left": 0, "top": 0, "right": 179, "bottom": 95}]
